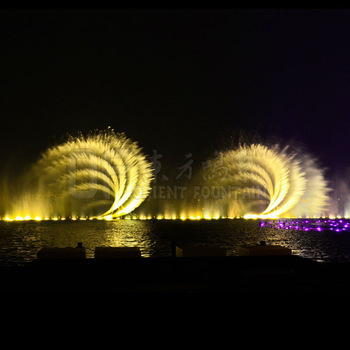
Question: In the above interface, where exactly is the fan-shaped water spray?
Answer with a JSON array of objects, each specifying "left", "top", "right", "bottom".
[
  {"left": 200, "top": 144, "right": 329, "bottom": 218},
  {"left": 5, "top": 130, "right": 153, "bottom": 219}
]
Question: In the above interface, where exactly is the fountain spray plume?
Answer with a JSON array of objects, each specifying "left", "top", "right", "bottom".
[
  {"left": 4, "top": 129, "right": 154, "bottom": 220},
  {"left": 199, "top": 141, "right": 330, "bottom": 218}
]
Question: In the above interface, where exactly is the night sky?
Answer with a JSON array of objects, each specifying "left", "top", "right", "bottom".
[{"left": 1, "top": 9, "right": 350, "bottom": 179}]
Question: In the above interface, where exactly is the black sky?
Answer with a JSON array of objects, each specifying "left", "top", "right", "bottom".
[{"left": 1, "top": 9, "right": 350, "bottom": 177}]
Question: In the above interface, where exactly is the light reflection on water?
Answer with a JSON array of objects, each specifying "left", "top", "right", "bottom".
[{"left": 1, "top": 219, "right": 350, "bottom": 266}]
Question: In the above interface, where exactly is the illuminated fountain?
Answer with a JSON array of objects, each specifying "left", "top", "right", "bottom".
[
  {"left": 198, "top": 144, "right": 330, "bottom": 219},
  {"left": 2, "top": 134, "right": 331, "bottom": 221},
  {"left": 4, "top": 130, "right": 153, "bottom": 220}
]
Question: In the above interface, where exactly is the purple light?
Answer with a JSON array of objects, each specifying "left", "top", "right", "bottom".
[{"left": 269, "top": 218, "right": 350, "bottom": 233}]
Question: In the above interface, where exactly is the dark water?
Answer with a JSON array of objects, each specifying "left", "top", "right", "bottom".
[{"left": 1, "top": 219, "right": 350, "bottom": 266}]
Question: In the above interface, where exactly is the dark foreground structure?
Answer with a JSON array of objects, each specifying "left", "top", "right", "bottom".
[{"left": 3, "top": 255, "right": 350, "bottom": 293}]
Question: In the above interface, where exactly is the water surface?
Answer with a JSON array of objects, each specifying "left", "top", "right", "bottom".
[{"left": 1, "top": 219, "right": 350, "bottom": 266}]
